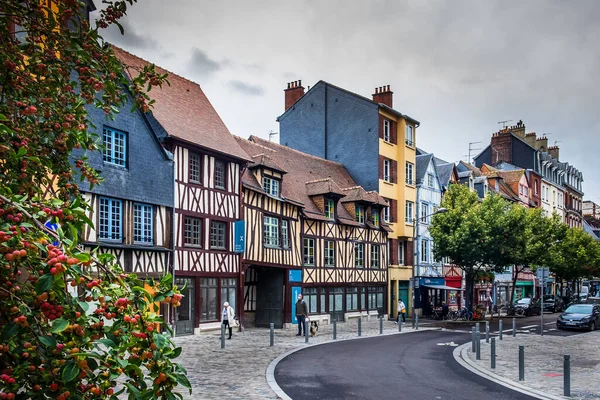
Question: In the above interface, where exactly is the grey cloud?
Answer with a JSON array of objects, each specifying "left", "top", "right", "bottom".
[
  {"left": 228, "top": 80, "right": 265, "bottom": 96},
  {"left": 188, "top": 47, "right": 224, "bottom": 78},
  {"left": 100, "top": 18, "right": 159, "bottom": 50}
]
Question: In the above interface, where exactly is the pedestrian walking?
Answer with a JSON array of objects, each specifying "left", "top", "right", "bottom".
[
  {"left": 397, "top": 298, "right": 406, "bottom": 323},
  {"left": 295, "top": 294, "right": 308, "bottom": 336},
  {"left": 222, "top": 302, "right": 235, "bottom": 340}
]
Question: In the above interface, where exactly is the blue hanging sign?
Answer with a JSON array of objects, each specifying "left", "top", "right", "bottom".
[
  {"left": 288, "top": 269, "right": 302, "bottom": 283},
  {"left": 233, "top": 220, "right": 245, "bottom": 253}
]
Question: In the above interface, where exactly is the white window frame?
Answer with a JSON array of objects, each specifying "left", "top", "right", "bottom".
[
  {"left": 356, "top": 205, "right": 365, "bottom": 224},
  {"left": 371, "top": 245, "right": 380, "bottom": 268},
  {"left": 303, "top": 238, "right": 315, "bottom": 265},
  {"left": 355, "top": 243, "right": 365, "bottom": 267},
  {"left": 383, "top": 120, "right": 390, "bottom": 142},
  {"left": 420, "top": 239, "right": 429, "bottom": 263},
  {"left": 99, "top": 197, "right": 122, "bottom": 241},
  {"left": 324, "top": 240, "right": 335, "bottom": 267},
  {"left": 384, "top": 159, "right": 391, "bottom": 182},
  {"left": 102, "top": 127, "right": 127, "bottom": 167},
  {"left": 398, "top": 241, "right": 405, "bottom": 266},
  {"left": 263, "top": 176, "right": 280, "bottom": 197},
  {"left": 405, "top": 125, "right": 414, "bottom": 146},
  {"left": 133, "top": 203, "right": 153, "bottom": 245},
  {"left": 189, "top": 152, "right": 202, "bottom": 184},
  {"left": 210, "top": 220, "right": 227, "bottom": 250},
  {"left": 406, "top": 162, "right": 414, "bottom": 185},
  {"left": 421, "top": 203, "right": 429, "bottom": 223},
  {"left": 372, "top": 209, "right": 380, "bottom": 227},
  {"left": 325, "top": 199, "right": 335, "bottom": 219},
  {"left": 427, "top": 173, "right": 434, "bottom": 188},
  {"left": 383, "top": 205, "right": 390, "bottom": 223},
  {"left": 405, "top": 201, "right": 414, "bottom": 223},
  {"left": 263, "top": 216, "right": 279, "bottom": 247},
  {"left": 281, "top": 220, "right": 290, "bottom": 249}
]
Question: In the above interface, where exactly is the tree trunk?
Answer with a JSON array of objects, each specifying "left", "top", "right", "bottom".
[
  {"left": 464, "top": 271, "right": 475, "bottom": 311},
  {"left": 510, "top": 265, "right": 523, "bottom": 305}
]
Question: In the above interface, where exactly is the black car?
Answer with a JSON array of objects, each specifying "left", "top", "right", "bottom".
[
  {"left": 507, "top": 298, "right": 541, "bottom": 317},
  {"left": 542, "top": 295, "right": 564, "bottom": 313},
  {"left": 557, "top": 304, "right": 600, "bottom": 331}
]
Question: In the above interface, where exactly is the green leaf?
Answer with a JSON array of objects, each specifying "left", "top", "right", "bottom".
[
  {"left": 95, "top": 338, "right": 116, "bottom": 348},
  {"left": 152, "top": 333, "right": 168, "bottom": 349},
  {"left": 1, "top": 322, "right": 19, "bottom": 339},
  {"left": 78, "top": 301, "right": 89, "bottom": 312},
  {"left": 174, "top": 372, "right": 192, "bottom": 391},
  {"left": 115, "top": 20, "right": 125, "bottom": 35},
  {"left": 17, "top": 147, "right": 27, "bottom": 157},
  {"left": 50, "top": 318, "right": 69, "bottom": 333},
  {"left": 61, "top": 361, "right": 80, "bottom": 383},
  {"left": 39, "top": 335, "right": 57, "bottom": 347},
  {"left": 36, "top": 274, "right": 54, "bottom": 294},
  {"left": 74, "top": 252, "right": 90, "bottom": 263},
  {"left": 167, "top": 346, "right": 182, "bottom": 359}
]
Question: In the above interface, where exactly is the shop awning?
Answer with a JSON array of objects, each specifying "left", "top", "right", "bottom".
[
  {"left": 422, "top": 283, "right": 464, "bottom": 291},
  {"left": 516, "top": 281, "right": 534, "bottom": 287}
]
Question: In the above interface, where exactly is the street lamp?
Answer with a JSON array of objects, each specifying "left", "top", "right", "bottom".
[{"left": 411, "top": 207, "right": 448, "bottom": 326}]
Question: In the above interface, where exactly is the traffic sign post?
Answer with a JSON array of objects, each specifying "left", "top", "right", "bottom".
[{"left": 536, "top": 268, "right": 550, "bottom": 336}]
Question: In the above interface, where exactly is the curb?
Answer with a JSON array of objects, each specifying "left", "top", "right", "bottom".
[
  {"left": 452, "top": 341, "right": 567, "bottom": 400},
  {"left": 266, "top": 327, "right": 442, "bottom": 400}
]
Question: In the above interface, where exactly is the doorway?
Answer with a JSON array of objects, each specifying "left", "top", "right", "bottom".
[
  {"left": 175, "top": 277, "right": 195, "bottom": 335},
  {"left": 254, "top": 267, "right": 285, "bottom": 328}
]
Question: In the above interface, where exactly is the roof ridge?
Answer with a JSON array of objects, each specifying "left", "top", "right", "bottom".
[
  {"left": 342, "top": 185, "right": 363, "bottom": 191},
  {"left": 248, "top": 135, "right": 347, "bottom": 167},
  {"left": 110, "top": 44, "right": 202, "bottom": 88},
  {"left": 305, "top": 178, "right": 334, "bottom": 184}
]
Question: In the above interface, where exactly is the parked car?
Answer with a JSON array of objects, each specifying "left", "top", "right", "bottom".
[
  {"left": 542, "top": 295, "right": 564, "bottom": 313},
  {"left": 557, "top": 304, "right": 600, "bottom": 331},
  {"left": 507, "top": 298, "right": 541, "bottom": 317},
  {"left": 585, "top": 297, "right": 600, "bottom": 305}
]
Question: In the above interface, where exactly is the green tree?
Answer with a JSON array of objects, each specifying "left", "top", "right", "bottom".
[{"left": 0, "top": 1, "right": 188, "bottom": 399}]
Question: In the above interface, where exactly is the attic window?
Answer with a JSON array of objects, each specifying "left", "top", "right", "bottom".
[
  {"left": 263, "top": 176, "right": 280, "bottom": 197},
  {"left": 356, "top": 205, "right": 365, "bottom": 224},
  {"left": 372, "top": 209, "right": 380, "bottom": 227},
  {"left": 427, "top": 173, "right": 434, "bottom": 188},
  {"left": 324, "top": 199, "right": 335, "bottom": 220}
]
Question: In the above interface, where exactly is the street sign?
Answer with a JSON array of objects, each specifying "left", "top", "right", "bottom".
[
  {"left": 536, "top": 267, "right": 550, "bottom": 280},
  {"left": 233, "top": 220, "right": 245, "bottom": 253}
]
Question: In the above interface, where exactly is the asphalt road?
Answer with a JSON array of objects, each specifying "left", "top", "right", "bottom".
[{"left": 275, "top": 330, "right": 537, "bottom": 400}]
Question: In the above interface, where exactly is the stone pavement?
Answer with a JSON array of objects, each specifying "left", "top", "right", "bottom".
[
  {"left": 463, "top": 331, "right": 600, "bottom": 399},
  {"left": 172, "top": 319, "right": 431, "bottom": 399}
]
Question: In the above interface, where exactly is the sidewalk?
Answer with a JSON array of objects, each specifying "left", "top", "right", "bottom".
[
  {"left": 457, "top": 331, "right": 600, "bottom": 399},
  {"left": 172, "top": 319, "right": 434, "bottom": 399}
]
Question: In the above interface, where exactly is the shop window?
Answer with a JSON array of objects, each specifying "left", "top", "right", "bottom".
[{"left": 200, "top": 278, "right": 218, "bottom": 321}]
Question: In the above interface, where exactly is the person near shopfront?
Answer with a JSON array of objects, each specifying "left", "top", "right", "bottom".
[{"left": 295, "top": 294, "right": 308, "bottom": 336}]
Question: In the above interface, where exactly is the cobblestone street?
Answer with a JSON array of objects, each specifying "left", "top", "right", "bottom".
[
  {"left": 173, "top": 319, "right": 432, "bottom": 399},
  {"left": 464, "top": 331, "right": 600, "bottom": 399}
]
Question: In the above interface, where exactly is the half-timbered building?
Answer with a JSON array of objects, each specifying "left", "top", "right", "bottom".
[
  {"left": 236, "top": 136, "right": 390, "bottom": 328},
  {"left": 112, "top": 47, "right": 250, "bottom": 335}
]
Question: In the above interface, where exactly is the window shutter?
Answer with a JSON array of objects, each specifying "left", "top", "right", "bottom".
[
  {"left": 406, "top": 240, "right": 414, "bottom": 266},
  {"left": 391, "top": 121, "right": 397, "bottom": 144},
  {"left": 378, "top": 115, "right": 384, "bottom": 139},
  {"left": 389, "top": 239, "right": 398, "bottom": 265},
  {"left": 391, "top": 199, "right": 397, "bottom": 222},
  {"left": 391, "top": 160, "right": 398, "bottom": 183},
  {"left": 378, "top": 155, "right": 384, "bottom": 180}
]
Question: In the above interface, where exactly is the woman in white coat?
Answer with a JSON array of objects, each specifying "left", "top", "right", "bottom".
[{"left": 222, "top": 302, "right": 236, "bottom": 339}]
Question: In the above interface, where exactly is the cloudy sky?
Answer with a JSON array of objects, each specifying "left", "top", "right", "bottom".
[{"left": 98, "top": 0, "right": 600, "bottom": 202}]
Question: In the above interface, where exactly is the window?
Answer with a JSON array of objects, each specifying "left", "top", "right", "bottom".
[
  {"left": 210, "top": 220, "right": 227, "bottom": 249},
  {"left": 383, "top": 120, "right": 390, "bottom": 142},
  {"left": 356, "top": 205, "right": 365, "bottom": 224},
  {"left": 221, "top": 278, "right": 237, "bottom": 315},
  {"left": 263, "top": 176, "right": 280, "bottom": 197},
  {"left": 200, "top": 278, "right": 218, "bottom": 321},
  {"left": 99, "top": 197, "right": 122, "bottom": 241},
  {"left": 304, "top": 287, "right": 318, "bottom": 314},
  {"left": 421, "top": 239, "right": 429, "bottom": 263},
  {"left": 325, "top": 240, "right": 335, "bottom": 267},
  {"left": 383, "top": 204, "right": 390, "bottom": 223},
  {"left": 421, "top": 203, "right": 429, "bottom": 223},
  {"left": 214, "top": 160, "right": 226, "bottom": 190},
  {"left": 398, "top": 241, "right": 405, "bottom": 266},
  {"left": 371, "top": 245, "right": 380, "bottom": 268},
  {"left": 405, "top": 201, "right": 414, "bottom": 223},
  {"left": 102, "top": 127, "right": 127, "bottom": 167},
  {"left": 325, "top": 199, "right": 335, "bottom": 219},
  {"left": 383, "top": 159, "right": 391, "bottom": 182},
  {"left": 355, "top": 243, "right": 364, "bottom": 267},
  {"left": 303, "top": 238, "right": 315, "bottom": 265},
  {"left": 281, "top": 220, "right": 290, "bottom": 249},
  {"left": 319, "top": 287, "right": 326, "bottom": 314},
  {"left": 427, "top": 173, "right": 434, "bottom": 188},
  {"left": 264, "top": 216, "right": 279, "bottom": 247},
  {"left": 368, "top": 286, "right": 384, "bottom": 310},
  {"left": 406, "top": 162, "right": 414, "bottom": 185},
  {"left": 534, "top": 182, "right": 539, "bottom": 195},
  {"left": 184, "top": 216, "right": 202, "bottom": 247},
  {"left": 189, "top": 153, "right": 202, "bottom": 184},
  {"left": 405, "top": 125, "right": 414, "bottom": 146},
  {"left": 133, "top": 203, "right": 153, "bottom": 244},
  {"left": 371, "top": 209, "right": 380, "bottom": 227},
  {"left": 346, "top": 287, "right": 358, "bottom": 311}
]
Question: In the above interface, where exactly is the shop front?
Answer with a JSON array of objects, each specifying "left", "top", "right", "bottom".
[
  {"left": 417, "top": 277, "right": 459, "bottom": 316},
  {"left": 444, "top": 265, "right": 462, "bottom": 310},
  {"left": 515, "top": 281, "right": 534, "bottom": 299}
]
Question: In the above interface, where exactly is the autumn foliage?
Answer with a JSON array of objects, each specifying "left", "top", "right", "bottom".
[{"left": 0, "top": 1, "right": 188, "bottom": 399}]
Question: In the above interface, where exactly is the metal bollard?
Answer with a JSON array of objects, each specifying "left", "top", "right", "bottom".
[
  {"left": 485, "top": 321, "right": 489, "bottom": 343},
  {"left": 333, "top": 320, "right": 337, "bottom": 340},
  {"left": 415, "top": 314, "right": 419, "bottom": 330},
  {"left": 398, "top": 317, "right": 402, "bottom": 332},
  {"left": 471, "top": 327, "right": 476, "bottom": 353},
  {"left": 379, "top": 316, "right": 383, "bottom": 334},
  {"left": 513, "top": 318, "right": 516, "bottom": 337},
  {"left": 476, "top": 332, "right": 481, "bottom": 360},
  {"left": 476, "top": 322, "right": 480, "bottom": 333},
  {"left": 564, "top": 355, "right": 570, "bottom": 397},
  {"left": 499, "top": 319, "right": 503, "bottom": 340},
  {"left": 269, "top": 323, "right": 274, "bottom": 347},
  {"left": 304, "top": 320, "right": 309, "bottom": 343},
  {"left": 519, "top": 345, "right": 524, "bottom": 381},
  {"left": 358, "top": 317, "right": 362, "bottom": 337},
  {"left": 221, "top": 325, "right": 226, "bottom": 349},
  {"left": 491, "top": 338, "right": 496, "bottom": 369}
]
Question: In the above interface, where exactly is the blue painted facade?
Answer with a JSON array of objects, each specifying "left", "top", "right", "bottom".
[
  {"left": 74, "top": 95, "right": 174, "bottom": 207},
  {"left": 279, "top": 81, "right": 380, "bottom": 192}
]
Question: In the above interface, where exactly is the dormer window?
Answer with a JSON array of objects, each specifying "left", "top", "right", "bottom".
[
  {"left": 325, "top": 199, "right": 335, "bottom": 219},
  {"left": 263, "top": 176, "right": 280, "bottom": 197},
  {"left": 372, "top": 209, "right": 380, "bottom": 228},
  {"left": 356, "top": 205, "right": 365, "bottom": 224}
]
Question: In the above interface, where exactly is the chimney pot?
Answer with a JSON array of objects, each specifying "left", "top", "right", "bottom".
[
  {"left": 287, "top": 82, "right": 290, "bottom": 89},
  {"left": 372, "top": 84, "right": 393, "bottom": 108},
  {"left": 284, "top": 78, "right": 305, "bottom": 111},
  {"left": 387, "top": 85, "right": 390, "bottom": 91}
]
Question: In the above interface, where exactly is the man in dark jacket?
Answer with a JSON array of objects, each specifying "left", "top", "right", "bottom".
[{"left": 295, "top": 294, "right": 308, "bottom": 336}]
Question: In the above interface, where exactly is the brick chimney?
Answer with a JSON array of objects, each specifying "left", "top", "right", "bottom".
[
  {"left": 372, "top": 85, "right": 393, "bottom": 108},
  {"left": 548, "top": 145, "right": 560, "bottom": 160},
  {"left": 535, "top": 136, "right": 548, "bottom": 152},
  {"left": 509, "top": 120, "right": 526, "bottom": 139},
  {"left": 491, "top": 129, "right": 512, "bottom": 166},
  {"left": 284, "top": 80, "right": 305, "bottom": 111},
  {"left": 524, "top": 132, "right": 537, "bottom": 148}
]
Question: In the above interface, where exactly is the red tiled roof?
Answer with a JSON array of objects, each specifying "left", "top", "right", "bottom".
[
  {"left": 111, "top": 45, "right": 250, "bottom": 161},
  {"left": 496, "top": 169, "right": 525, "bottom": 184}
]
